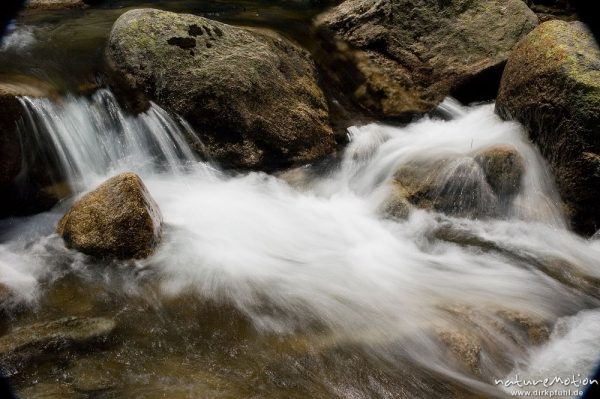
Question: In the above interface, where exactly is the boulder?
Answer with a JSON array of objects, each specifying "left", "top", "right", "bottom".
[
  {"left": 106, "top": 8, "right": 335, "bottom": 170},
  {"left": 314, "top": 0, "right": 538, "bottom": 118},
  {"left": 496, "top": 21, "right": 600, "bottom": 235},
  {"left": 388, "top": 158, "right": 498, "bottom": 219},
  {"left": 0, "top": 316, "right": 116, "bottom": 360},
  {"left": 57, "top": 172, "right": 162, "bottom": 259},
  {"left": 474, "top": 145, "right": 525, "bottom": 198}
]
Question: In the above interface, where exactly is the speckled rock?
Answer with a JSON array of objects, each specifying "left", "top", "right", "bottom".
[
  {"left": 436, "top": 327, "right": 482, "bottom": 375},
  {"left": 496, "top": 21, "right": 600, "bottom": 235},
  {"left": 57, "top": 172, "right": 162, "bottom": 259},
  {"left": 106, "top": 8, "right": 335, "bottom": 170},
  {"left": 315, "top": 0, "right": 538, "bottom": 118}
]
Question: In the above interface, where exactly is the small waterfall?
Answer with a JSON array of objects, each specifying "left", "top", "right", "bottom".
[
  {"left": 307, "top": 101, "right": 566, "bottom": 227},
  {"left": 18, "top": 89, "right": 199, "bottom": 191},
  {"left": 3, "top": 93, "right": 600, "bottom": 396}
]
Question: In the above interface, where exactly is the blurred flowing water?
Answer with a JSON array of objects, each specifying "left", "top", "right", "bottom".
[{"left": 1, "top": 91, "right": 600, "bottom": 398}]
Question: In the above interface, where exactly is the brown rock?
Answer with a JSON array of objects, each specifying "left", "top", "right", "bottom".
[
  {"left": 106, "top": 8, "right": 335, "bottom": 170},
  {"left": 496, "top": 21, "right": 600, "bottom": 235},
  {"left": 25, "top": 0, "right": 88, "bottom": 11},
  {"left": 475, "top": 145, "right": 525, "bottom": 198},
  {"left": 57, "top": 172, "right": 162, "bottom": 259},
  {"left": 390, "top": 158, "right": 497, "bottom": 218},
  {"left": 315, "top": 0, "right": 538, "bottom": 119},
  {"left": 0, "top": 283, "right": 11, "bottom": 308},
  {"left": 1, "top": 80, "right": 66, "bottom": 217},
  {"left": 436, "top": 327, "right": 482, "bottom": 375},
  {"left": 0, "top": 316, "right": 116, "bottom": 360}
]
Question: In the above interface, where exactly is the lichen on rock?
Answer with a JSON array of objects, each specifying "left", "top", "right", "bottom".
[
  {"left": 496, "top": 20, "right": 600, "bottom": 235},
  {"left": 57, "top": 172, "right": 163, "bottom": 259},
  {"left": 106, "top": 8, "right": 336, "bottom": 170}
]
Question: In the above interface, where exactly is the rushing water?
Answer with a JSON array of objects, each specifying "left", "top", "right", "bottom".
[{"left": 1, "top": 91, "right": 600, "bottom": 398}]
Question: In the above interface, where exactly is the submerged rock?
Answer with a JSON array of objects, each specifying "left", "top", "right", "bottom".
[
  {"left": 0, "top": 316, "right": 116, "bottom": 359},
  {"left": 57, "top": 172, "right": 162, "bottom": 259},
  {"left": 436, "top": 327, "right": 482, "bottom": 375},
  {"left": 384, "top": 145, "right": 526, "bottom": 219},
  {"left": 496, "top": 310, "right": 551, "bottom": 346},
  {"left": 496, "top": 21, "right": 600, "bottom": 236},
  {"left": 474, "top": 145, "right": 525, "bottom": 198},
  {"left": 106, "top": 8, "right": 335, "bottom": 170},
  {"left": 389, "top": 158, "right": 498, "bottom": 219},
  {"left": 315, "top": 0, "right": 537, "bottom": 119},
  {"left": 17, "top": 383, "right": 80, "bottom": 399},
  {"left": 68, "top": 358, "right": 120, "bottom": 392},
  {"left": 25, "top": 0, "right": 88, "bottom": 11}
]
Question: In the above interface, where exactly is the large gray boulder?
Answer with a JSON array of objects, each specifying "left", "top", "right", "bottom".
[
  {"left": 106, "top": 8, "right": 336, "bottom": 170},
  {"left": 315, "top": 0, "right": 538, "bottom": 119},
  {"left": 496, "top": 21, "right": 600, "bottom": 236},
  {"left": 57, "top": 172, "right": 162, "bottom": 259}
]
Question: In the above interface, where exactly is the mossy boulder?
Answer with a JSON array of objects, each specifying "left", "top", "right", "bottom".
[
  {"left": 106, "top": 8, "right": 335, "bottom": 170},
  {"left": 314, "top": 0, "right": 537, "bottom": 119},
  {"left": 496, "top": 20, "right": 600, "bottom": 235},
  {"left": 57, "top": 172, "right": 162, "bottom": 259}
]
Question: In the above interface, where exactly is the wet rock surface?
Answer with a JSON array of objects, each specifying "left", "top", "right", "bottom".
[
  {"left": 0, "top": 316, "right": 116, "bottom": 360},
  {"left": 474, "top": 145, "right": 525, "bottom": 198},
  {"left": 106, "top": 8, "right": 336, "bottom": 170},
  {"left": 384, "top": 145, "right": 525, "bottom": 219},
  {"left": 436, "top": 327, "right": 482, "bottom": 375},
  {"left": 17, "top": 383, "right": 81, "bottom": 399},
  {"left": 25, "top": 0, "right": 88, "bottom": 11},
  {"left": 496, "top": 20, "right": 600, "bottom": 236},
  {"left": 389, "top": 158, "right": 497, "bottom": 219},
  {"left": 0, "top": 283, "right": 11, "bottom": 309},
  {"left": 0, "top": 80, "right": 66, "bottom": 217},
  {"left": 315, "top": 0, "right": 538, "bottom": 119},
  {"left": 57, "top": 172, "right": 163, "bottom": 259}
]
